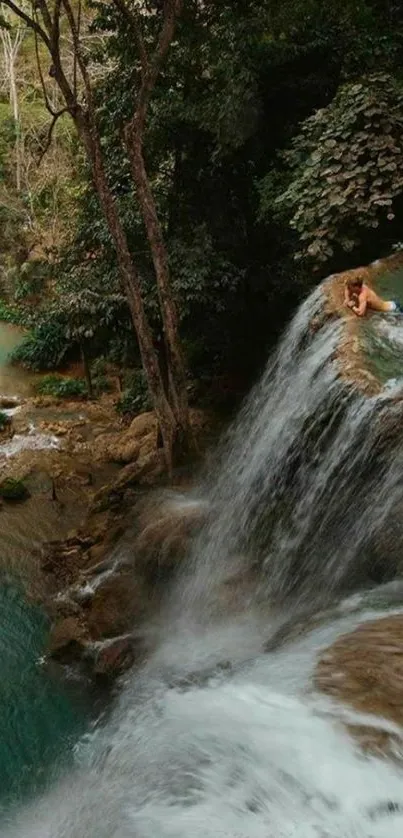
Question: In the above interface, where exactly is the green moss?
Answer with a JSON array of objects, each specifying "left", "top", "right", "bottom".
[{"left": 0, "top": 478, "right": 30, "bottom": 502}]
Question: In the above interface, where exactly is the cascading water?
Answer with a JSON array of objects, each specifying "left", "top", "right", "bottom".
[{"left": 5, "top": 280, "right": 403, "bottom": 838}]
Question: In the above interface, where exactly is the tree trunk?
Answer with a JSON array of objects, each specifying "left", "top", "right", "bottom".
[
  {"left": 80, "top": 342, "right": 93, "bottom": 399},
  {"left": 124, "top": 125, "right": 194, "bottom": 456},
  {"left": 1, "top": 28, "right": 23, "bottom": 192},
  {"left": 9, "top": 57, "right": 21, "bottom": 192},
  {"left": 77, "top": 116, "right": 178, "bottom": 472}
]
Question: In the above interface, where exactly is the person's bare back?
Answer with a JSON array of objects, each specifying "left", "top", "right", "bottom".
[{"left": 344, "top": 275, "right": 402, "bottom": 317}]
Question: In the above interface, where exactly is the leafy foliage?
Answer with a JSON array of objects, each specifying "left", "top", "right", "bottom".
[
  {"left": 11, "top": 321, "right": 68, "bottom": 370},
  {"left": 262, "top": 74, "right": 403, "bottom": 264},
  {"left": 115, "top": 370, "right": 152, "bottom": 416},
  {"left": 4, "top": 0, "right": 403, "bottom": 399},
  {"left": 0, "top": 298, "right": 23, "bottom": 324},
  {"left": 35, "top": 374, "right": 87, "bottom": 398}
]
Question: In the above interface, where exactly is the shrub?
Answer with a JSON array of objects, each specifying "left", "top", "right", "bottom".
[
  {"left": 0, "top": 299, "right": 23, "bottom": 325},
  {"left": 115, "top": 370, "right": 151, "bottom": 416},
  {"left": 90, "top": 358, "right": 113, "bottom": 395},
  {"left": 261, "top": 73, "right": 403, "bottom": 264},
  {"left": 93, "top": 374, "right": 112, "bottom": 395},
  {"left": 11, "top": 320, "right": 68, "bottom": 370},
  {"left": 0, "top": 478, "right": 30, "bottom": 501},
  {"left": 36, "top": 375, "right": 87, "bottom": 398}
]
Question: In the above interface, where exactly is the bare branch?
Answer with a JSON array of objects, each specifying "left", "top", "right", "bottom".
[
  {"left": 73, "top": 0, "right": 82, "bottom": 96},
  {"left": 0, "top": 0, "right": 51, "bottom": 48},
  {"left": 38, "top": 106, "right": 69, "bottom": 164},
  {"left": 61, "top": 0, "right": 92, "bottom": 105},
  {"left": 35, "top": 0, "right": 52, "bottom": 35},
  {"left": 33, "top": 24, "right": 57, "bottom": 115}
]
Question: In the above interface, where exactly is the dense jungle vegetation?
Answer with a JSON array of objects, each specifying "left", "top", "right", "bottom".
[{"left": 1, "top": 0, "right": 403, "bottom": 464}]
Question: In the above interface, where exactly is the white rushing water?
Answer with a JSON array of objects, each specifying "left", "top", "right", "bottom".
[{"left": 5, "top": 282, "right": 403, "bottom": 837}]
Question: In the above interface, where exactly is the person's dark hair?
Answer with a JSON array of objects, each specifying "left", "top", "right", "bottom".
[{"left": 347, "top": 275, "right": 364, "bottom": 290}]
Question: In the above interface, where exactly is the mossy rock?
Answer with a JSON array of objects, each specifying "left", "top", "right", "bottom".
[{"left": 0, "top": 478, "right": 30, "bottom": 502}]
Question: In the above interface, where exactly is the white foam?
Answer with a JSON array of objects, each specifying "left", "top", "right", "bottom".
[{"left": 0, "top": 430, "right": 60, "bottom": 459}]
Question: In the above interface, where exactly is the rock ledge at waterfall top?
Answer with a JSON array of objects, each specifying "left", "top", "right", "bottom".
[{"left": 319, "top": 251, "right": 403, "bottom": 396}]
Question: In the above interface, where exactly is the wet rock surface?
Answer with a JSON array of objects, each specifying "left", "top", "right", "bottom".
[
  {"left": 321, "top": 252, "right": 403, "bottom": 395},
  {"left": 315, "top": 614, "right": 403, "bottom": 754},
  {"left": 29, "top": 405, "right": 217, "bottom": 679}
]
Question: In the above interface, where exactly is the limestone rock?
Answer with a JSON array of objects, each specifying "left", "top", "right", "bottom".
[
  {"left": 315, "top": 614, "right": 403, "bottom": 754},
  {"left": 129, "top": 411, "right": 157, "bottom": 439},
  {"left": 132, "top": 492, "right": 207, "bottom": 580},
  {"left": 0, "top": 397, "right": 22, "bottom": 410},
  {"left": 85, "top": 573, "right": 148, "bottom": 639},
  {"left": 93, "top": 636, "right": 139, "bottom": 679}
]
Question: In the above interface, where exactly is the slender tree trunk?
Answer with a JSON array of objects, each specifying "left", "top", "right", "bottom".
[
  {"left": 80, "top": 342, "right": 93, "bottom": 399},
  {"left": 9, "top": 55, "right": 21, "bottom": 192},
  {"left": 77, "top": 116, "right": 178, "bottom": 471},
  {"left": 124, "top": 125, "right": 193, "bottom": 454},
  {"left": 0, "top": 28, "right": 23, "bottom": 192}
]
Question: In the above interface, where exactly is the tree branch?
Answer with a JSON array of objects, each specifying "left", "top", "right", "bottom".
[
  {"left": 33, "top": 25, "right": 57, "bottom": 115},
  {"left": 73, "top": 0, "right": 82, "bottom": 97},
  {"left": 152, "top": 0, "right": 182, "bottom": 78},
  {"left": 0, "top": 0, "right": 51, "bottom": 48},
  {"left": 111, "top": 0, "right": 149, "bottom": 77},
  {"left": 35, "top": 0, "right": 53, "bottom": 36},
  {"left": 135, "top": 0, "right": 182, "bottom": 135},
  {"left": 38, "top": 106, "right": 70, "bottom": 164},
  {"left": 61, "top": 0, "right": 92, "bottom": 106}
]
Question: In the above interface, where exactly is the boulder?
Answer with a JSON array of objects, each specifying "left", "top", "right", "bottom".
[
  {"left": 132, "top": 492, "right": 207, "bottom": 580},
  {"left": 85, "top": 572, "right": 148, "bottom": 639},
  {"left": 107, "top": 437, "right": 140, "bottom": 465},
  {"left": 129, "top": 411, "right": 157, "bottom": 440}
]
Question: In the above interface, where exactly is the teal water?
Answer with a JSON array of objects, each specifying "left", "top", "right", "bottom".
[
  {"left": 0, "top": 322, "right": 34, "bottom": 397},
  {"left": 0, "top": 322, "right": 90, "bottom": 816},
  {"left": 360, "top": 267, "right": 403, "bottom": 384},
  {"left": 0, "top": 580, "right": 87, "bottom": 816}
]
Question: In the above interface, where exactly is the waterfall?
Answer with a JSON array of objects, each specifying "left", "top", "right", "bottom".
[
  {"left": 5, "top": 281, "right": 403, "bottom": 838},
  {"left": 175, "top": 285, "right": 403, "bottom": 621}
]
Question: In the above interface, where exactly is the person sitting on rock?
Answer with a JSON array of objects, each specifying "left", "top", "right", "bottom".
[{"left": 344, "top": 275, "right": 403, "bottom": 316}]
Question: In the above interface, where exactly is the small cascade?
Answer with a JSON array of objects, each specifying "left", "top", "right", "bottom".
[{"left": 0, "top": 424, "right": 60, "bottom": 459}]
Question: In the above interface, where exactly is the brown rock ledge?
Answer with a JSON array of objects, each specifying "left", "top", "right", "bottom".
[{"left": 315, "top": 614, "right": 403, "bottom": 755}]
